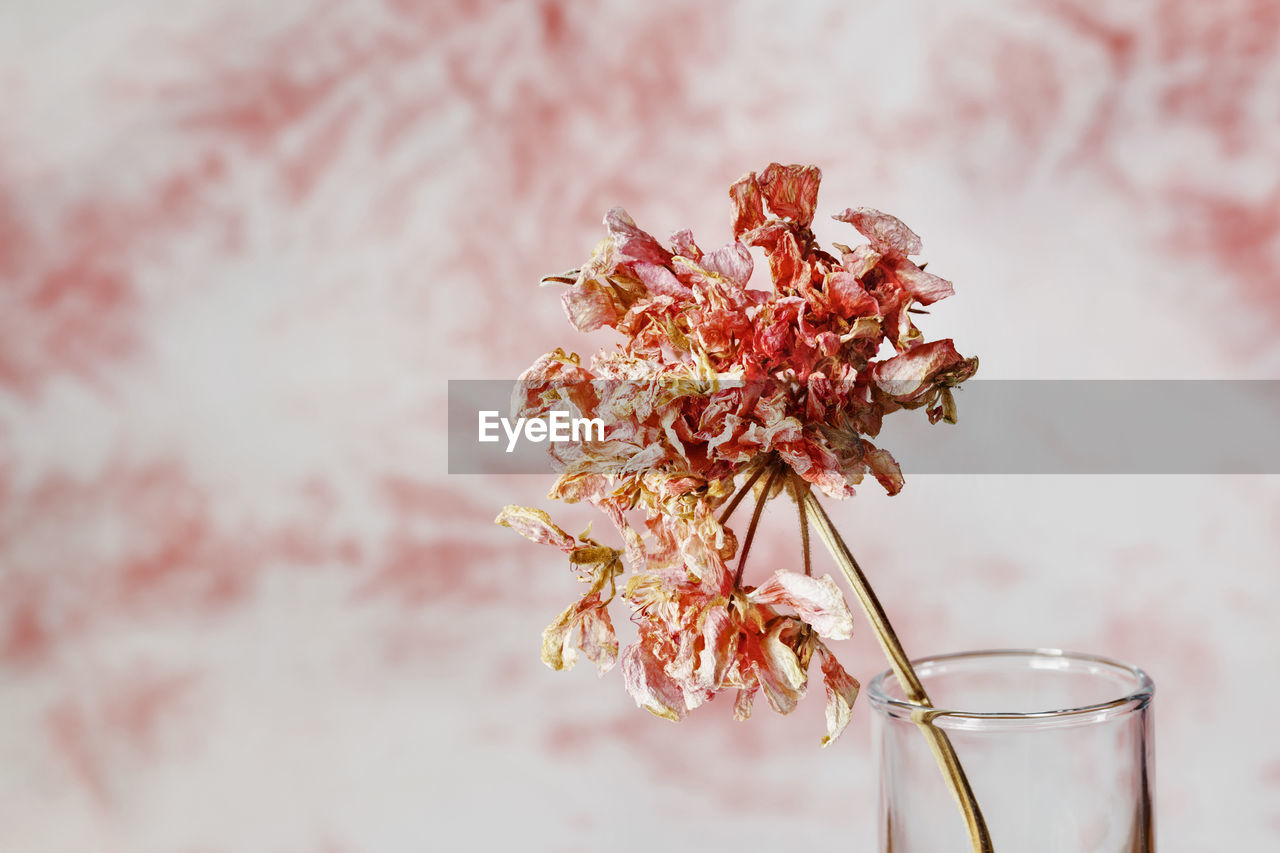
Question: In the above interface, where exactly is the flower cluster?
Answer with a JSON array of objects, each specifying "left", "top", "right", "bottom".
[{"left": 497, "top": 164, "right": 975, "bottom": 745}]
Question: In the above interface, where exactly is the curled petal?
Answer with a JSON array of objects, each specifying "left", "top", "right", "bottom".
[
  {"left": 758, "top": 163, "right": 822, "bottom": 226},
  {"left": 729, "top": 172, "right": 766, "bottom": 238},
  {"left": 695, "top": 605, "right": 739, "bottom": 690},
  {"left": 747, "top": 571, "right": 855, "bottom": 640},
  {"left": 542, "top": 592, "right": 616, "bottom": 673},
  {"left": 495, "top": 505, "right": 577, "bottom": 553},
  {"left": 733, "top": 687, "right": 757, "bottom": 721},
  {"left": 701, "top": 241, "right": 754, "bottom": 287},
  {"left": 873, "top": 339, "right": 976, "bottom": 399},
  {"left": 890, "top": 257, "right": 954, "bottom": 305},
  {"left": 825, "top": 271, "right": 880, "bottom": 318},
  {"left": 841, "top": 244, "right": 882, "bottom": 278},
  {"left": 817, "top": 645, "right": 861, "bottom": 747},
  {"left": 562, "top": 279, "right": 625, "bottom": 332},
  {"left": 670, "top": 228, "right": 702, "bottom": 260},
  {"left": 622, "top": 642, "right": 688, "bottom": 722},
  {"left": 834, "top": 207, "right": 923, "bottom": 256},
  {"left": 755, "top": 621, "right": 809, "bottom": 714},
  {"left": 864, "top": 443, "right": 905, "bottom": 496},
  {"left": 605, "top": 208, "right": 672, "bottom": 266},
  {"left": 634, "top": 261, "right": 694, "bottom": 299},
  {"left": 511, "top": 347, "right": 596, "bottom": 419},
  {"left": 541, "top": 601, "right": 579, "bottom": 670},
  {"left": 579, "top": 606, "right": 619, "bottom": 674}
]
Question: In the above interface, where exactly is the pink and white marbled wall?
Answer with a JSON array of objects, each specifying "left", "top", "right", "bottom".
[{"left": 2, "top": 1, "right": 1279, "bottom": 850}]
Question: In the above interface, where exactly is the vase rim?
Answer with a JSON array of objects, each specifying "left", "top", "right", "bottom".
[{"left": 866, "top": 647, "right": 1155, "bottom": 730}]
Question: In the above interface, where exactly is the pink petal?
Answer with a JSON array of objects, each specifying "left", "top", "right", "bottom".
[
  {"left": 669, "top": 228, "right": 702, "bottom": 260},
  {"left": 579, "top": 605, "right": 619, "bottom": 675},
  {"left": 758, "top": 163, "right": 823, "bottom": 226},
  {"left": 634, "top": 261, "right": 693, "bottom": 299},
  {"left": 495, "top": 505, "right": 577, "bottom": 552},
  {"left": 841, "top": 244, "right": 882, "bottom": 278},
  {"left": 890, "top": 257, "right": 954, "bottom": 305},
  {"left": 701, "top": 241, "right": 754, "bottom": 287},
  {"left": 622, "top": 642, "right": 688, "bottom": 722},
  {"left": 604, "top": 207, "right": 672, "bottom": 266},
  {"left": 695, "top": 605, "right": 738, "bottom": 689},
  {"left": 747, "top": 571, "right": 855, "bottom": 640},
  {"left": 833, "top": 207, "right": 923, "bottom": 256}
]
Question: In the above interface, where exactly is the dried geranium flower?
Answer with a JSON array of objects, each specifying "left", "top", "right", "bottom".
[{"left": 498, "top": 164, "right": 990, "bottom": 848}]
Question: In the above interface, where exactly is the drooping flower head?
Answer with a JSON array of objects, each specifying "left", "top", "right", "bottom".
[{"left": 497, "top": 164, "right": 975, "bottom": 745}]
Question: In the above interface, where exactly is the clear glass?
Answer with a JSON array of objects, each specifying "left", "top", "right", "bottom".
[{"left": 868, "top": 649, "right": 1155, "bottom": 853}]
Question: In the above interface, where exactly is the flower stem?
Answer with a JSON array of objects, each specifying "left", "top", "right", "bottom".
[
  {"left": 798, "top": 484, "right": 994, "bottom": 853},
  {"left": 718, "top": 461, "right": 768, "bottom": 526},
  {"left": 789, "top": 476, "right": 812, "bottom": 577},
  {"left": 734, "top": 465, "right": 782, "bottom": 586}
]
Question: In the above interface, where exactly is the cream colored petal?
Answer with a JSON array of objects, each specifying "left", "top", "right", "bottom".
[
  {"left": 747, "top": 571, "right": 855, "bottom": 640},
  {"left": 495, "top": 505, "right": 577, "bottom": 553}
]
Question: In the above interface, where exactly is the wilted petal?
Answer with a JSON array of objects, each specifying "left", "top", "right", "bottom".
[
  {"left": 729, "top": 172, "right": 766, "bottom": 237},
  {"left": 702, "top": 241, "right": 754, "bottom": 287},
  {"left": 755, "top": 624, "right": 808, "bottom": 715},
  {"left": 841, "top": 244, "right": 882, "bottom": 278},
  {"left": 562, "top": 282, "right": 624, "bottom": 332},
  {"left": 890, "top": 257, "right": 954, "bottom": 305},
  {"left": 622, "top": 642, "right": 688, "bottom": 722},
  {"left": 758, "top": 163, "right": 822, "bottom": 226},
  {"left": 864, "top": 443, "right": 904, "bottom": 496},
  {"left": 825, "top": 271, "right": 880, "bottom": 318},
  {"left": 834, "top": 207, "right": 923, "bottom": 256},
  {"left": 511, "top": 348, "right": 596, "bottom": 419},
  {"left": 777, "top": 437, "right": 856, "bottom": 498},
  {"left": 579, "top": 606, "right": 619, "bottom": 674},
  {"left": 541, "top": 601, "right": 579, "bottom": 671},
  {"left": 873, "top": 339, "right": 972, "bottom": 398},
  {"left": 495, "top": 505, "right": 577, "bottom": 552},
  {"left": 670, "top": 228, "right": 702, "bottom": 260},
  {"left": 747, "top": 571, "right": 855, "bottom": 640},
  {"left": 604, "top": 207, "right": 672, "bottom": 266},
  {"left": 634, "top": 261, "right": 694, "bottom": 299},
  {"left": 733, "top": 687, "right": 757, "bottom": 721},
  {"left": 695, "top": 605, "right": 738, "bottom": 689},
  {"left": 817, "top": 645, "right": 861, "bottom": 747}
]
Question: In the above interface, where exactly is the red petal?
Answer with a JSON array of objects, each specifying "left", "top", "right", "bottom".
[
  {"left": 825, "top": 271, "right": 880, "bottom": 318},
  {"left": 729, "top": 172, "right": 766, "bottom": 238},
  {"left": 758, "top": 163, "right": 822, "bottom": 226}
]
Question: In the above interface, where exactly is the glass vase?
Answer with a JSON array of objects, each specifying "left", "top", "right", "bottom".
[{"left": 867, "top": 648, "right": 1155, "bottom": 852}]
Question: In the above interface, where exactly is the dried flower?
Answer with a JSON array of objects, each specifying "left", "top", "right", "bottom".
[{"left": 497, "top": 164, "right": 976, "bottom": 746}]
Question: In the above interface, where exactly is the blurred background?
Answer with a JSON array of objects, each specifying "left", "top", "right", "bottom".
[{"left": 2, "top": 0, "right": 1279, "bottom": 850}]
